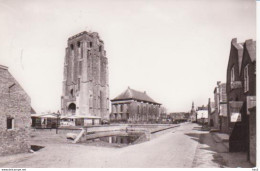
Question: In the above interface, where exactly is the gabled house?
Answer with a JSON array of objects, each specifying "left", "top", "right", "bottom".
[
  {"left": 0, "top": 65, "right": 31, "bottom": 155},
  {"left": 240, "top": 39, "right": 256, "bottom": 165},
  {"left": 226, "top": 38, "right": 256, "bottom": 165},
  {"left": 226, "top": 38, "right": 246, "bottom": 152},
  {"left": 210, "top": 82, "right": 228, "bottom": 132}
]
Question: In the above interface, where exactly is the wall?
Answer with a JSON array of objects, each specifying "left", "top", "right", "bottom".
[
  {"left": 249, "top": 107, "right": 256, "bottom": 166},
  {"left": 0, "top": 66, "right": 31, "bottom": 156}
]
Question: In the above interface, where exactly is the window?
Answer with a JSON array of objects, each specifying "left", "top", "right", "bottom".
[
  {"left": 89, "top": 42, "right": 93, "bottom": 48},
  {"left": 107, "top": 98, "right": 109, "bottom": 109},
  {"left": 121, "top": 105, "right": 123, "bottom": 112},
  {"left": 7, "top": 118, "right": 14, "bottom": 129},
  {"left": 244, "top": 65, "right": 249, "bottom": 92},
  {"left": 89, "top": 91, "right": 93, "bottom": 109},
  {"left": 78, "top": 78, "right": 80, "bottom": 91},
  {"left": 81, "top": 45, "right": 83, "bottom": 58},
  {"left": 77, "top": 41, "right": 81, "bottom": 48},
  {"left": 70, "top": 89, "right": 74, "bottom": 97},
  {"left": 99, "top": 45, "right": 102, "bottom": 52},
  {"left": 79, "top": 61, "right": 82, "bottom": 75},
  {"left": 231, "top": 66, "right": 235, "bottom": 83},
  {"left": 70, "top": 44, "right": 74, "bottom": 50}
]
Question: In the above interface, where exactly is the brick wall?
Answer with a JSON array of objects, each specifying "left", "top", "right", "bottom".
[
  {"left": 249, "top": 107, "right": 256, "bottom": 166},
  {"left": 0, "top": 66, "right": 31, "bottom": 156}
]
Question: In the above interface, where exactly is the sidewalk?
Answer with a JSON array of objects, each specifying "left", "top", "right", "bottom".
[
  {"left": 210, "top": 131, "right": 253, "bottom": 168},
  {"left": 211, "top": 132, "right": 229, "bottom": 151}
]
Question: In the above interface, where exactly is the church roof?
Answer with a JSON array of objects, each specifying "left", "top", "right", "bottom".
[{"left": 111, "top": 87, "right": 161, "bottom": 105}]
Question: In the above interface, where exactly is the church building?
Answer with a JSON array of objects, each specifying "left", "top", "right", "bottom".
[{"left": 110, "top": 87, "right": 161, "bottom": 123}]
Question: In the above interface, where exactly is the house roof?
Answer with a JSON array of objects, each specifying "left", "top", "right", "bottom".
[
  {"left": 244, "top": 39, "right": 256, "bottom": 62},
  {"left": 231, "top": 38, "right": 244, "bottom": 74},
  {"left": 111, "top": 87, "right": 161, "bottom": 104},
  {"left": 0, "top": 64, "right": 8, "bottom": 70}
]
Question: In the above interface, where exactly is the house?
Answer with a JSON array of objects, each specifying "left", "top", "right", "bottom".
[
  {"left": 208, "top": 98, "right": 215, "bottom": 127},
  {"left": 226, "top": 38, "right": 256, "bottom": 165},
  {"left": 110, "top": 87, "right": 161, "bottom": 123},
  {"left": 196, "top": 105, "right": 208, "bottom": 125},
  {"left": 240, "top": 39, "right": 256, "bottom": 165},
  {"left": 0, "top": 65, "right": 31, "bottom": 155},
  {"left": 209, "top": 82, "right": 228, "bottom": 132},
  {"left": 169, "top": 112, "right": 189, "bottom": 123}
]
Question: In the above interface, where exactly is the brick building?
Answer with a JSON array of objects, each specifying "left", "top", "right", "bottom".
[
  {"left": 61, "top": 31, "right": 109, "bottom": 120},
  {"left": 209, "top": 82, "right": 228, "bottom": 132},
  {"left": 110, "top": 87, "right": 161, "bottom": 123},
  {"left": 240, "top": 39, "right": 256, "bottom": 165},
  {"left": 208, "top": 98, "right": 215, "bottom": 127},
  {"left": 0, "top": 65, "right": 31, "bottom": 155},
  {"left": 196, "top": 105, "right": 208, "bottom": 124},
  {"left": 226, "top": 38, "right": 256, "bottom": 165}
]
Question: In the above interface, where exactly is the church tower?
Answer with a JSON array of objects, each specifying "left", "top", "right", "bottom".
[
  {"left": 189, "top": 101, "right": 196, "bottom": 122},
  {"left": 61, "top": 31, "right": 109, "bottom": 119}
]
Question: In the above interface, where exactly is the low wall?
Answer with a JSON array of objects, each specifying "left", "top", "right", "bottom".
[{"left": 31, "top": 124, "right": 178, "bottom": 144}]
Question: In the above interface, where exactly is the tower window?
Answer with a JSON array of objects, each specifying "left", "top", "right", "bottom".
[
  {"left": 7, "top": 117, "right": 14, "bottom": 129},
  {"left": 79, "top": 61, "right": 82, "bottom": 75},
  {"left": 77, "top": 41, "right": 81, "bottom": 48},
  {"left": 89, "top": 42, "right": 93, "bottom": 48},
  {"left": 99, "top": 45, "right": 102, "bottom": 52},
  {"left": 70, "top": 44, "right": 74, "bottom": 50},
  {"left": 78, "top": 78, "right": 80, "bottom": 91},
  {"left": 70, "top": 89, "right": 74, "bottom": 97}
]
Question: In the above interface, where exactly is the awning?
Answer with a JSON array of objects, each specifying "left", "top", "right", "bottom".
[
  {"left": 61, "top": 115, "right": 101, "bottom": 119},
  {"left": 31, "top": 113, "right": 58, "bottom": 118},
  {"left": 229, "top": 101, "right": 243, "bottom": 122}
]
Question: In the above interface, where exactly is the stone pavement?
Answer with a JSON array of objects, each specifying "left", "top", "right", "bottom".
[{"left": 0, "top": 123, "right": 254, "bottom": 168}]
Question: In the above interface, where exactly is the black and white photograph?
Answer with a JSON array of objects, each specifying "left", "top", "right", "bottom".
[{"left": 0, "top": 0, "right": 258, "bottom": 168}]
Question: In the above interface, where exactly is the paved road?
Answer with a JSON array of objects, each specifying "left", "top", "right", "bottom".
[{"left": 0, "top": 123, "right": 252, "bottom": 168}]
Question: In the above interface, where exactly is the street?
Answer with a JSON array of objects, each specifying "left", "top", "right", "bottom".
[{"left": 0, "top": 123, "right": 252, "bottom": 168}]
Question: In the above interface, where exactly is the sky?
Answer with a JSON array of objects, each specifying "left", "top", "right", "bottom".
[{"left": 0, "top": 0, "right": 256, "bottom": 113}]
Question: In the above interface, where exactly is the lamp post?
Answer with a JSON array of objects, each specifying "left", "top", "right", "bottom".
[{"left": 56, "top": 111, "right": 61, "bottom": 134}]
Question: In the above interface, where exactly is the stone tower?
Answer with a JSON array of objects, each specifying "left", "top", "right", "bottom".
[
  {"left": 61, "top": 31, "right": 109, "bottom": 119},
  {"left": 189, "top": 101, "right": 196, "bottom": 122}
]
